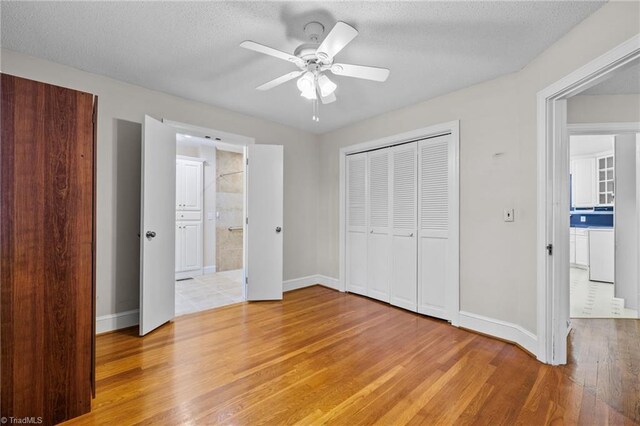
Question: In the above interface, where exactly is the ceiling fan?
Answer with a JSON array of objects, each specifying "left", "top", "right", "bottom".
[{"left": 240, "top": 21, "right": 390, "bottom": 120}]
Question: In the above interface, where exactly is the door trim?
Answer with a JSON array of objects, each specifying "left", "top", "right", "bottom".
[
  {"left": 537, "top": 34, "right": 640, "bottom": 364},
  {"left": 339, "top": 120, "right": 460, "bottom": 325}
]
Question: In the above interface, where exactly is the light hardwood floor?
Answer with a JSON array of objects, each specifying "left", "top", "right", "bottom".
[{"left": 65, "top": 286, "right": 640, "bottom": 425}]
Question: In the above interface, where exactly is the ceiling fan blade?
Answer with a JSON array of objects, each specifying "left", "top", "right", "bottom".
[
  {"left": 256, "top": 71, "right": 304, "bottom": 91},
  {"left": 316, "top": 22, "right": 358, "bottom": 60},
  {"left": 320, "top": 91, "right": 336, "bottom": 105},
  {"left": 240, "top": 41, "right": 304, "bottom": 67},
  {"left": 330, "top": 63, "right": 390, "bottom": 82}
]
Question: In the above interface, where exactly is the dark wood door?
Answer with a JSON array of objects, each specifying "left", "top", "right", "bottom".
[{"left": 1, "top": 74, "right": 95, "bottom": 424}]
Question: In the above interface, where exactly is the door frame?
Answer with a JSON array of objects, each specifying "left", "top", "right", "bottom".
[
  {"left": 163, "top": 119, "right": 254, "bottom": 301},
  {"left": 537, "top": 34, "right": 640, "bottom": 364},
  {"left": 338, "top": 120, "right": 460, "bottom": 325}
]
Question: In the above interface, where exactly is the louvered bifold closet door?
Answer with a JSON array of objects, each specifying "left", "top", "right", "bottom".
[
  {"left": 418, "top": 134, "right": 453, "bottom": 320},
  {"left": 346, "top": 153, "right": 368, "bottom": 295},
  {"left": 366, "top": 149, "right": 392, "bottom": 302},
  {"left": 390, "top": 143, "right": 418, "bottom": 311}
]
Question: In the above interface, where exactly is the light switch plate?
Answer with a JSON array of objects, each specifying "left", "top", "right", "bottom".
[
  {"left": 504, "top": 208, "right": 515, "bottom": 222},
  {"left": 207, "top": 212, "right": 214, "bottom": 221}
]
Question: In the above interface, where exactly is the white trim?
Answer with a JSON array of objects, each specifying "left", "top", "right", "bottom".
[
  {"left": 176, "top": 155, "right": 206, "bottom": 162},
  {"left": 282, "top": 275, "right": 340, "bottom": 292},
  {"left": 283, "top": 275, "right": 321, "bottom": 292},
  {"left": 316, "top": 275, "right": 340, "bottom": 291},
  {"left": 96, "top": 309, "right": 139, "bottom": 334},
  {"left": 537, "top": 34, "right": 640, "bottom": 365},
  {"left": 339, "top": 120, "right": 460, "bottom": 323},
  {"left": 163, "top": 119, "right": 256, "bottom": 146},
  {"left": 459, "top": 311, "right": 538, "bottom": 357},
  {"left": 568, "top": 122, "right": 640, "bottom": 135},
  {"left": 203, "top": 265, "right": 216, "bottom": 274}
]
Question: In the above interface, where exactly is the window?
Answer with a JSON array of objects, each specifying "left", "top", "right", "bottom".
[{"left": 597, "top": 154, "right": 614, "bottom": 205}]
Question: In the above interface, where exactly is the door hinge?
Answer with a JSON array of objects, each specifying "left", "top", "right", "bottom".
[
  {"left": 546, "top": 243, "right": 553, "bottom": 255},
  {"left": 246, "top": 217, "right": 248, "bottom": 225},
  {"left": 245, "top": 276, "right": 248, "bottom": 284},
  {"left": 246, "top": 158, "right": 249, "bottom": 165}
]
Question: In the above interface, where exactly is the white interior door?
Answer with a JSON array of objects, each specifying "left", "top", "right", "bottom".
[
  {"left": 245, "top": 145, "right": 284, "bottom": 300},
  {"left": 140, "top": 115, "right": 176, "bottom": 336},
  {"left": 390, "top": 142, "right": 418, "bottom": 311},
  {"left": 367, "top": 149, "right": 391, "bottom": 302}
]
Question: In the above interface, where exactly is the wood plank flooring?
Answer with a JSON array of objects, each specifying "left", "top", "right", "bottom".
[{"left": 64, "top": 286, "right": 640, "bottom": 425}]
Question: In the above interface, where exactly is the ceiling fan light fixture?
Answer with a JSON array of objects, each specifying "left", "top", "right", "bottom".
[
  {"left": 296, "top": 71, "right": 314, "bottom": 91},
  {"left": 317, "top": 74, "right": 337, "bottom": 97},
  {"left": 300, "top": 87, "right": 317, "bottom": 100}
]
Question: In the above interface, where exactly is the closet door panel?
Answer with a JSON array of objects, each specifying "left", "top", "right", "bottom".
[
  {"left": 390, "top": 143, "right": 418, "bottom": 311},
  {"left": 346, "top": 153, "right": 367, "bottom": 295},
  {"left": 366, "top": 150, "right": 391, "bottom": 302},
  {"left": 418, "top": 135, "right": 451, "bottom": 320},
  {"left": 419, "top": 238, "right": 448, "bottom": 317}
]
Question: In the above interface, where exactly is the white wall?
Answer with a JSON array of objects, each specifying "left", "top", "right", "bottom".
[
  {"left": 614, "top": 134, "right": 639, "bottom": 310},
  {"left": 568, "top": 94, "right": 640, "bottom": 124},
  {"left": 318, "top": 1, "right": 640, "bottom": 334},
  {"left": 0, "top": 49, "right": 321, "bottom": 318}
]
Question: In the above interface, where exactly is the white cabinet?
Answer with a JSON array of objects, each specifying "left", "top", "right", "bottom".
[
  {"left": 176, "top": 159, "right": 203, "bottom": 211},
  {"left": 176, "top": 221, "right": 203, "bottom": 273},
  {"left": 571, "top": 158, "right": 597, "bottom": 208},
  {"left": 574, "top": 228, "right": 589, "bottom": 267},
  {"left": 175, "top": 157, "right": 204, "bottom": 279},
  {"left": 589, "top": 228, "right": 614, "bottom": 283}
]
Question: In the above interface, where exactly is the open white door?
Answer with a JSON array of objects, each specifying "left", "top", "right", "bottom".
[
  {"left": 245, "top": 145, "right": 284, "bottom": 300},
  {"left": 140, "top": 115, "right": 177, "bottom": 335}
]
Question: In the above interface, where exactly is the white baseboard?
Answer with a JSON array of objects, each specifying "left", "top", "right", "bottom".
[
  {"left": 203, "top": 265, "right": 216, "bottom": 274},
  {"left": 316, "top": 275, "right": 340, "bottom": 291},
  {"left": 283, "top": 275, "right": 320, "bottom": 292},
  {"left": 458, "top": 310, "right": 538, "bottom": 357},
  {"left": 96, "top": 309, "right": 139, "bottom": 334},
  {"left": 283, "top": 274, "right": 340, "bottom": 292}
]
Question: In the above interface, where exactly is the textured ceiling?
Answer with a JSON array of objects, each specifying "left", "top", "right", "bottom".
[
  {"left": 1, "top": 1, "right": 605, "bottom": 134},
  {"left": 581, "top": 62, "right": 640, "bottom": 95}
]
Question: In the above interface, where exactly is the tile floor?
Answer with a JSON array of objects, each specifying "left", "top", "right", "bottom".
[
  {"left": 175, "top": 269, "right": 244, "bottom": 316},
  {"left": 570, "top": 267, "right": 637, "bottom": 318}
]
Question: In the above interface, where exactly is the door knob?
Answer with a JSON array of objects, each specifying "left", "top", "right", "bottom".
[
  {"left": 276, "top": 227, "right": 282, "bottom": 233},
  {"left": 146, "top": 231, "right": 156, "bottom": 238},
  {"left": 409, "top": 232, "right": 414, "bottom": 237}
]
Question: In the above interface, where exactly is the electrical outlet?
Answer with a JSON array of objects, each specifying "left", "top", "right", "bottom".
[
  {"left": 504, "top": 208, "right": 515, "bottom": 222},
  {"left": 580, "top": 216, "right": 586, "bottom": 223}
]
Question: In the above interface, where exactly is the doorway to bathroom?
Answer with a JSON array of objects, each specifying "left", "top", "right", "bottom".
[{"left": 173, "top": 133, "right": 246, "bottom": 316}]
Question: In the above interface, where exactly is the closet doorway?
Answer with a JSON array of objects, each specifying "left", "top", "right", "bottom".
[
  {"left": 139, "top": 118, "right": 284, "bottom": 336},
  {"left": 174, "top": 134, "right": 246, "bottom": 316}
]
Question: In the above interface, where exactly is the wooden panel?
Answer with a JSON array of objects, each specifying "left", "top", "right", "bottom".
[
  {"left": 60, "top": 288, "right": 640, "bottom": 425},
  {"left": 1, "top": 74, "right": 95, "bottom": 424}
]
